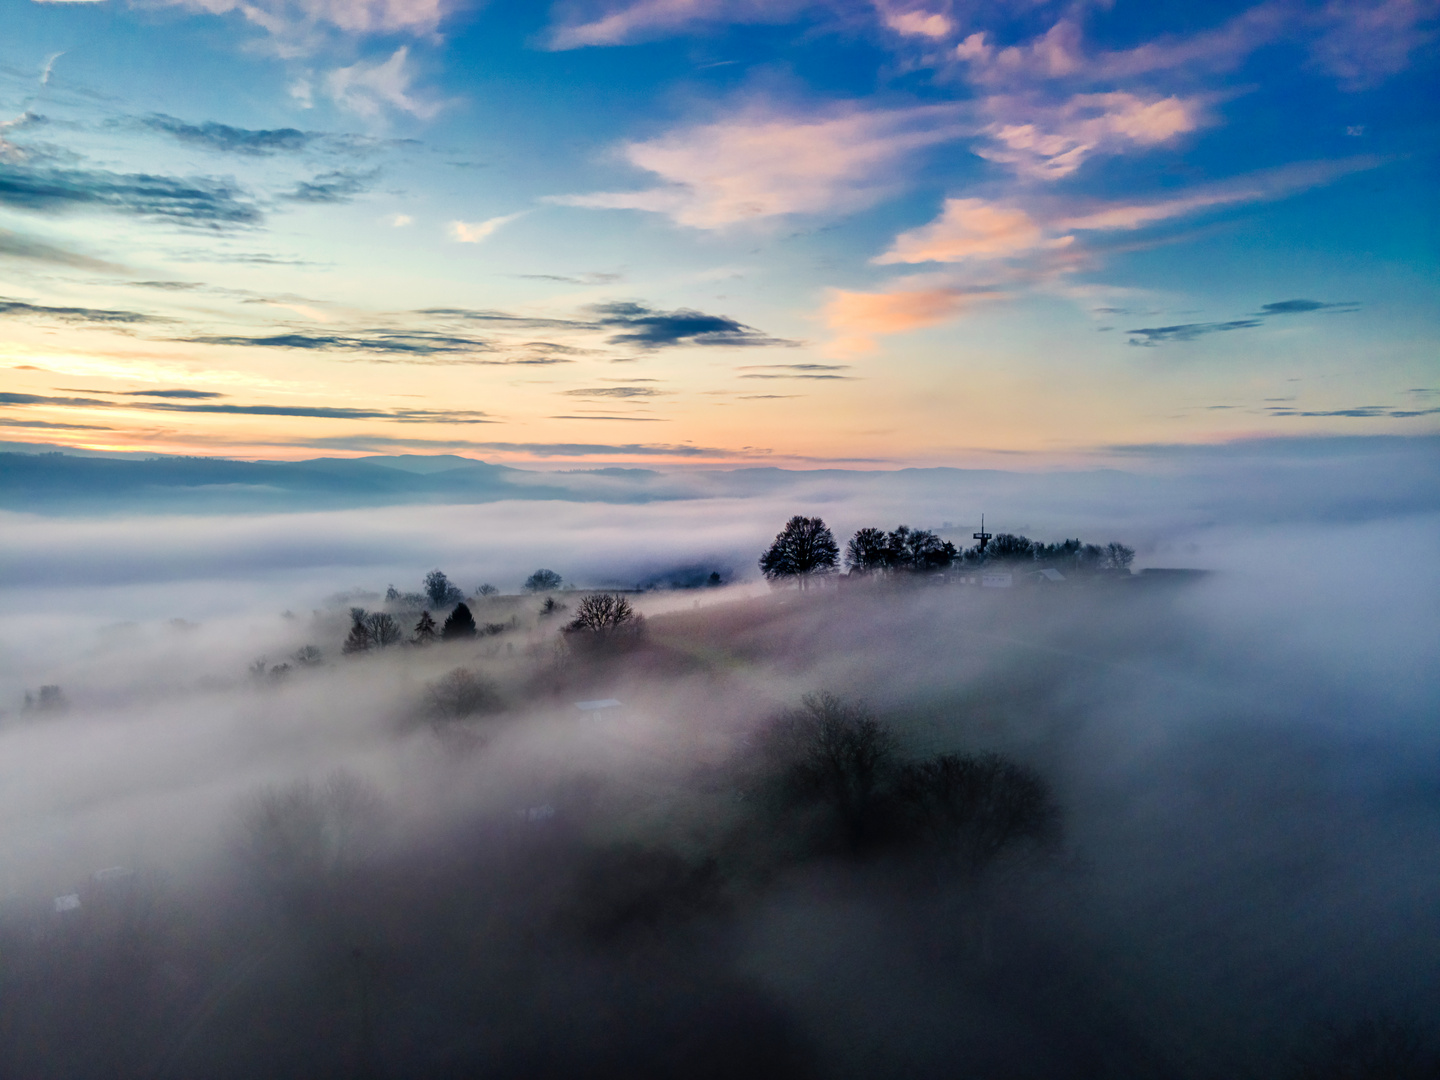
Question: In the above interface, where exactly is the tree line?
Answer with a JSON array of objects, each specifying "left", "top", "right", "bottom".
[{"left": 759, "top": 515, "right": 1135, "bottom": 587}]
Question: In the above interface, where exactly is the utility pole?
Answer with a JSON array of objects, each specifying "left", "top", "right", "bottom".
[{"left": 973, "top": 514, "right": 992, "bottom": 555}]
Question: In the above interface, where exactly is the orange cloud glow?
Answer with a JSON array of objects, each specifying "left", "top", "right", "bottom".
[{"left": 824, "top": 283, "right": 1002, "bottom": 353}]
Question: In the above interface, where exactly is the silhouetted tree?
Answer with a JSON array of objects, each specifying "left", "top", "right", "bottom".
[
  {"left": 846, "top": 527, "right": 892, "bottom": 572},
  {"left": 292, "top": 645, "right": 323, "bottom": 667},
  {"left": 475, "top": 583, "right": 499, "bottom": 597},
  {"left": 441, "top": 602, "right": 477, "bottom": 640},
  {"left": 759, "top": 516, "right": 839, "bottom": 589},
  {"left": 770, "top": 692, "right": 895, "bottom": 851},
  {"left": 412, "top": 610, "right": 438, "bottom": 645},
  {"left": 1105, "top": 542, "right": 1135, "bottom": 570},
  {"left": 565, "top": 593, "right": 644, "bottom": 646},
  {"left": 895, "top": 752, "right": 1059, "bottom": 873},
  {"left": 364, "top": 611, "right": 401, "bottom": 648},
  {"left": 985, "top": 533, "right": 1038, "bottom": 562},
  {"left": 424, "top": 570, "right": 465, "bottom": 609},
  {"left": 524, "top": 568, "right": 563, "bottom": 593},
  {"left": 888, "top": 525, "right": 955, "bottom": 572},
  {"left": 707, "top": 571, "right": 722, "bottom": 586},
  {"left": 342, "top": 608, "right": 371, "bottom": 654},
  {"left": 539, "top": 596, "right": 568, "bottom": 617}
]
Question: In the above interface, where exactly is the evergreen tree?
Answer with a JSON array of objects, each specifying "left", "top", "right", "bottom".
[
  {"left": 441, "top": 602, "right": 478, "bottom": 640},
  {"left": 413, "top": 610, "right": 438, "bottom": 645},
  {"left": 342, "top": 607, "right": 371, "bottom": 654}
]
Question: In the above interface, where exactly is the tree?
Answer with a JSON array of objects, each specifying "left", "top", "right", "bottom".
[
  {"left": 424, "top": 570, "right": 465, "bottom": 609},
  {"left": 364, "top": 611, "right": 401, "bottom": 648},
  {"left": 412, "top": 610, "right": 438, "bottom": 645},
  {"left": 887, "top": 525, "right": 955, "bottom": 572},
  {"left": 985, "top": 533, "right": 1038, "bottom": 563},
  {"left": 774, "top": 692, "right": 895, "bottom": 851},
  {"left": 342, "top": 607, "right": 371, "bottom": 654},
  {"left": 524, "top": 568, "right": 563, "bottom": 593},
  {"left": 293, "top": 645, "right": 323, "bottom": 667},
  {"left": 759, "top": 516, "right": 839, "bottom": 589},
  {"left": 425, "top": 667, "right": 501, "bottom": 723},
  {"left": 565, "top": 592, "right": 639, "bottom": 637},
  {"left": 845, "top": 527, "right": 891, "bottom": 573},
  {"left": 475, "top": 583, "right": 499, "bottom": 597},
  {"left": 441, "top": 602, "right": 477, "bottom": 640},
  {"left": 895, "top": 752, "right": 1059, "bottom": 873},
  {"left": 539, "top": 596, "right": 568, "bottom": 617},
  {"left": 1105, "top": 542, "right": 1135, "bottom": 571}
]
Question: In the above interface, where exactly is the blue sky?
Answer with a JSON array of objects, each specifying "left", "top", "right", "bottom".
[{"left": 1, "top": 0, "right": 1436, "bottom": 464}]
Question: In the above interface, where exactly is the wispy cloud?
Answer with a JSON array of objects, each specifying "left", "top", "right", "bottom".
[
  {"left": 1127, "top": 297, "right": 1361, "bottom": 346},
  {"left": 823, "top": 282, "right": 1005, "bottom": 354},
  {"left": 0, "top": 391, "right": 491, "bottom": 423},
  {"left": 283, "top": 169, "right": 376, "bottom": 204},
  {"left": 975, "top": 91, "right": 1208, "bottom": 180},
  {"left": 552, "top": 100, "right": 963, "bottom": 228},
  {"left": 140, "top": 115, "right": 314, "bottom": 155},
  {"left": 561, "top": 385, "right": 664, "bottom": 397},
  {"left": 0, "top": 298, "right": 167, "bottom": 324},
  {"left": 324, "top": 48, "right": 444, "bottom": 120},
  {"left": 876, "top": 199, "right": 1069, "bottom": 265},
  {"left": 0, "top": 160, "right": 262, "bottom": 227},
  {"left": 181, "top": 329, "right": 496, "bottom": 359},
  {"left": 152, "top": 0, "right": 453, "bottom": 43},
  {"left": 545, "top": 0, "right": 813, "bottom": 49},
  {"left": 1126, "top": 320, "right": 1263, "bottom": 346},
  {"left": 449, "top": 211, "right": 526, "bottom": 243}
]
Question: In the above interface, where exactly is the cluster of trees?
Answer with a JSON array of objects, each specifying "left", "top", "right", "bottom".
[
  {"left": 759, "top": 515, "right": 1136, "bottom": 586},
  {"left": 757, "top": 692, "right": 1060, "bottom": 863},
  {"left": 343, "top": 603, "right": 509, "bottom": 652}
]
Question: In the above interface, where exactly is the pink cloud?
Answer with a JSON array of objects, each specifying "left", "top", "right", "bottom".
[
  {"left": 875, "top": 198, "right": 1072, "bottom": 264},
  {"left": 551, "top": 101, "right": 964, "bottom": 228},
  {"left": 956, "top": 9, "right": 1291, "bottom": 87},
  {"left": 823, "top": 282, "right": 1003, "bottom": 353},
  {"left": 976, "top": 91, "right": 1207, "bottom": 179},
  {"left": 545, "top": 0, "right": 813, "bottom": 48},
  {"left": 881, "top": 7, "right": 954, "bottom": 38},
  {"left": 1310, "top": 0, "right": 1440, "bottom": 88}
]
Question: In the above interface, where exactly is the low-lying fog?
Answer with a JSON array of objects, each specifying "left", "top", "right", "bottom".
[{"left": 0, "top": 465, "right": 1437, "bottom": 1078}]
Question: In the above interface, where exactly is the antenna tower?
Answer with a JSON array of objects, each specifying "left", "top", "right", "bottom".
[{"left": 973, "top": 514, "right": 992, "bottom": 554}]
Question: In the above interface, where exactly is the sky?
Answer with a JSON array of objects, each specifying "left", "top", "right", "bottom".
[{"left": 1, "top": 0, "right": 1437, "bottom": 466}]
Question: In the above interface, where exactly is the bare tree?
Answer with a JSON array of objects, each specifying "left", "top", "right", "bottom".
[{"left": 364, "top": 611, "right": 401, "bottom": 648}]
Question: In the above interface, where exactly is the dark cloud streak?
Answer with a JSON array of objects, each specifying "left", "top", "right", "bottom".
[{"left": 140, "top": 115, "right": 313, "bottom": 155}]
